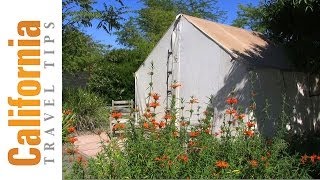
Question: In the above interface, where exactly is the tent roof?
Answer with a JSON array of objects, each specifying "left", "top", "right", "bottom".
[{"left": 180, "top": 14, "right": 269, "bottom": 59}]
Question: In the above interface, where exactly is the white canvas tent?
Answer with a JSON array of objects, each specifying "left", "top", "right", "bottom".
[{"left": 135, "top": 14, "right": 320, "bottom": 136}]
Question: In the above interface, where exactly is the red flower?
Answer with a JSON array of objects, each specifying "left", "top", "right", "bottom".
[
  {"left": 234, "top": 113, "right": 245, "bottom": 120},
  {"left": 143, "top": 122, "right": 149, "bottom": 129},
  {"left": 244, "top": 130, "right": 254, "bottom": 137},
  {"left": 215, "top": 160, "right": 229, "bottom": 168},
  {"left": 111, "top": 112, "right": 122, "bottom": 120},
  {"left": 149, "top": 101, "right": 160, "bottom": 108},
  {"left": 67, "top": 126, "right": 76, "bottom": 133},
  {"left": 226, "top": 97, "right": 238, "bottom": 105},
  {"left": 159, "top": 121, "right": 166, "bottom": 128},
  {"left": 152, "top": 93, "right": 160, "bottom": 101},
  {"left": 189, "top": 131, "right": 200, "bottom": 138},
  {"left": 69, "top": 137, "right": 78, "bottom": 144},
  {"left": 226, "top": 108, "right": 237, "bottom": 115},
  {"left": 246, "top": 121, "right": 255, "bottom": 128},
  {"left": 310, "top": 154, "right": 317, "bottom": 164},
  {"left": 249, "top": 159, "right": 258, "bottom": 168}
]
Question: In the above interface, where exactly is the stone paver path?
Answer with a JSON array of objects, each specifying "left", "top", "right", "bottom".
[{"left": 74, "top": 132, "right": 110, "bottom": 157}]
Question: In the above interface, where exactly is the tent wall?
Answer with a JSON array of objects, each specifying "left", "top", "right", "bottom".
[
  {"left": 135, "top": 23, "right": 177, "bottom": 115},
  {"left": 178, "top": 17, "right": 246, "bottom": 125}
]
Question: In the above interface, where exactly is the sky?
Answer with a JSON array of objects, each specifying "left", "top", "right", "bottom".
[{"left": 83, "top": 0, "right": 259, "bottom": 48}]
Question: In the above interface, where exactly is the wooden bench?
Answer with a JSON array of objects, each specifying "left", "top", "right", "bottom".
[{"left": 109, "top": 99, "right": 134, "bottom": 137}]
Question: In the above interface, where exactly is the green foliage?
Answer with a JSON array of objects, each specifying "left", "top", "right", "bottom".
[
  {"left": 63, "top": 87, "right": 109, "bottom": 131},
  {"left": 62, "top": 111, "right": 76, "bottom": 143},
  {"left": 63, "top": 26, "right": 105, "bottom": 74},
  {"left": 66, "top": 102, "right": 310, "bottom": 179},
  {"left": 233, "top": 0, "right": 320, "bottom": 74},
  {"left": 86, "top": 48, "right": 145, "bottom": 104},
  {"left": 232, "top": 3, "right": 266, "bottom": 32},
  {"left": 62, "top": 0, "right": 126, "bottom": 32}
]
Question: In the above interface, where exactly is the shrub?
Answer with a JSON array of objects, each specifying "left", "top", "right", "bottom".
[{"left": 63, "top": 87, "right": 109, "bottom": 131}]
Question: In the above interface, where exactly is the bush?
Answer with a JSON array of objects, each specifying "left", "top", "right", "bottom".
[
  {"left": 78, "top": 94, "right": 310, "bottom": 179},
  {"left": 88, "top": 61, "right": 137, "bottom": 103},
  {"left": 63, "top": 87, "right": 109, "bottom": 131}
]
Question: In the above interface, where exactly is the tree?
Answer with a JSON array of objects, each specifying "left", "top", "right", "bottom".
[
  {"left": 62, "top": 0, "right": 126, "bottom": 32},
  {"left": 62, "top": 26, "right": 105, "bottom": 74},
  {"left": 62, "top": 0, "right": 126, "bottom": 74},
  {"left": 233, "top": 0, "right": 320, "bottom": 74}
]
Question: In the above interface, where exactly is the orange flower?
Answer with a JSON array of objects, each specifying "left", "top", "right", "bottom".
[
  {"left": 149, "top": 101, "right": 160, "bottom": 108},
  {"left": 63, "top": 109, "right": 72, "bottom": 115},
  {"left": 163, "top": 113, "right": 172, "bottom": 120},
  {"left": 113, "top": 123, "right": 126, "bottom": 130},
  {"left": 67, "top": 126, "right": 76, "bottom": 133},
  {"left": 188, "top": 141, "right": 196, "bottom": 147},
  {"left": 249, "top": 159, "right": 258, "bottom": 168},
  {"left": 244, "top": 130, "right": 254, "bottom": 137},
  {"left": 205, "top": 129, "right": 210, "bottom": 134},
  {"left": 143, "top": 122, "right": 149, "bottom": 129},
  {"left": 246, "top": 121, "right": 255, "bottom": 128},
  {"left": 143, "top": 112, "right": 152, "bottom": 118},
  {"left": 180, "top": 120, "right": 189, "bottom": 127},
  {"left": 171, "top": 83, "right": 181, "bottom": 89},
  {"left": 111, "top": 112, "right": 122, "bottom": 120},
  {"left": 261, "top": 156, "right": 266, "bottom": 161},
  {"left": 226, "top": 97, "right": 238, "bottom": 105},
  {"left": 189, "top": 131, "right": 200, "bottom": 138},
  {"left": 301, "top": 154, "right": 308, "bottom": 164},
  {"left": 65, "top": 147, "right": 78, "bottom": 155},
  {"left": 178, "top": 154, "right": 189, "bottom": 163},
  {"left": 234, "top": 113, "right": 245, "bottom": 120},
  {"left": 159, "top": 121, "right": 166, "bottom": 128},
  {"left": 266, "top": 151, "right": 271, "bottom": 158},
  {"left": 226, "top": 108, "right": 237, "bottom": 115},
  {"left": 152, "top": 93, "right": 160, "bottom": 101},
  {"left": 310, "top": 154, "right": 317, "bottom": 164},
  {"left": 173, "top": 131, "right": 179, "bottom": 137},
  {"left": 69, "top": 137, "right": 78, "bottom": 144},
  {"left": 189, "top": 97, "right": 199, "bottom": 104},
  {"left": 215, "top": 160, "right": 229, "bottom": 169},
  {"left": 77, "top": 156, "right": 84, "bottom": 163}
]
